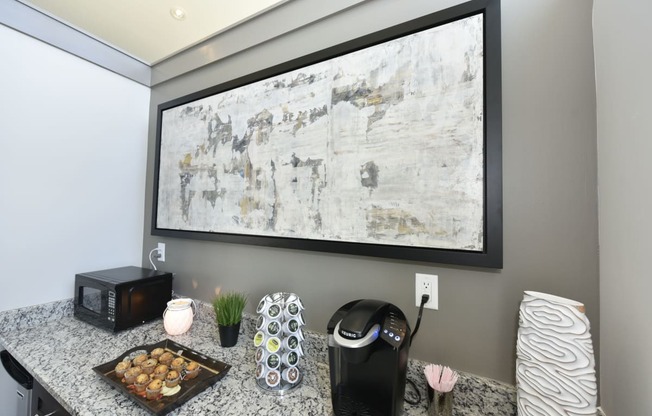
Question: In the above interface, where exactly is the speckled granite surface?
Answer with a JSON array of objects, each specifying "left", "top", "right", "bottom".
[{"left": 0, "top": 299, "right": 516, "bottom": 415}]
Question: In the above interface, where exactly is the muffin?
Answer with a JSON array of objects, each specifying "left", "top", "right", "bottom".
[
  {"left": 170, "top": 357, "right": 185, "bottom": 372},
  {"left": 150, "top": 348, "right": 165, "bottom": 360},
  {"left": 134, "top": 373, "right": 150, "bottom": 393},
  {"left": 141, "top": 358, "right": 158, "bottom": 375},
  {"left": 184, "top": 361, "right": 200, "bottom": 380},
  {"left": 132, "top": 353, "right": 148, "bottom": 367},
  {"left": 146, "top": 379, "right": 163, "bottom": 400},
  {"left": 114, "top": 360, "right": 131, "bottom": 378},
  {"left": 158, "top": 352, "right": 174, "bottom": 366},
  {"left": 124, "top": 367, "right": 142, "bottom": 384},
  {"left": 165, "top": 370, "right": 180, "bottom": 388},
  {"left": 153, "top": 364, "right": 169, "bottom": 380}
]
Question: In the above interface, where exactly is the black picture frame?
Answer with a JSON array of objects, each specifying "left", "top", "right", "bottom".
[{"left": 152, "top": 0, "right": 502, "bottom": 268}]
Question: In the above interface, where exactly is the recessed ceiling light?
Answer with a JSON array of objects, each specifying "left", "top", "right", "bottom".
[{"left": 170, "top": 7, "right": 187, "bottom": 21}]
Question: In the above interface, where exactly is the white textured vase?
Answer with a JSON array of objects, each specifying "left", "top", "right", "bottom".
[{"left": 516, "top": 291, "right": 597, "bottom": 416}]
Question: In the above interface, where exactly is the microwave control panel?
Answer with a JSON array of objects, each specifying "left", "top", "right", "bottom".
[{"left": 107, "top": 291, "right": 116, "bottom": 322}]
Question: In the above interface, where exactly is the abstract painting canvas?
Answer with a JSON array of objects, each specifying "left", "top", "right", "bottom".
[{"left": 153, "top": 0, "right": 502, "bottom": 268}]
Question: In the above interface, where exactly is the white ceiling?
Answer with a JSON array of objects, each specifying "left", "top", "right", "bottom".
[{"left": 17, "top": 0, "right": 288, "bottom": 65}]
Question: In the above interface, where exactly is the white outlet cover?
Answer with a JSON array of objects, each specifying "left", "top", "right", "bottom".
[
  {"left": 415, "top": 273, "right": 438, "bottom": 310},
  {"left": 157, "top": 242, "right": 166, "bottom": 262}
]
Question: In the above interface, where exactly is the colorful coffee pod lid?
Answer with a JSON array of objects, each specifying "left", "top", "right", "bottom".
[
  {"left": 283, "top": 334, "right": 300, "bottom": 351},
  {"left": 294, "top": 328, "right": 305, "bottom": 341},
  {"left": 282, "top": 318, "right": 300, "bottom": 335},
  {"left": 256, "top": 315, "right": 266, "bottom": 330},
  {"left": 266, "top": 320, "right": 282, "bottom": 336},
  {"left": 266, "top": 336, "right": 281, "bottom": 353},
  {"left": 295, "top": 343, "right": 304, "bottom": 357},
  {"left": 255, "top": 363, "right": 267, "bottom": 379},
  {"left": 253, "top": 331, "right": 265, "bottom": 347},
  {"left": 282, "top": 366, "right": 300, "bottom": 384},
  {"left": 268, "top": 292, "right": 285, "bottom": 303},
  {"left": 255, "top": 347, "right": 267, "bottom": 363},
  {"left": 256, "top": 298, "right": 267, "bottom": 314},
  {"left": 265, "top": 369, "right": 281, "bottom": 388},
  {"left": 266, "top": 303, "right": 282, "bottom": 319},
  {"left": 266, "top": 353, "right": 281, "bottom": 370},
  {"left": 285, "top": 301, "right": 300, "bottom": 317},
  {"left": 282, "top": 350, "right": 299, "bottom": 367}
]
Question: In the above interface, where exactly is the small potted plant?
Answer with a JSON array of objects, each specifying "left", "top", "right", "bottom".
[{"left": 212, "top": 292, "right": 247, "bottom": 347}]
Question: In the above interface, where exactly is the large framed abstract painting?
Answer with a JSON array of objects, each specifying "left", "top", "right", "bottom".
[{"left": 152, "top": 0, "right": 502, "bottom": 268}]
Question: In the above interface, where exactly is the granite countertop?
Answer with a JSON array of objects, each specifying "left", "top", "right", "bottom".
[{"left": 0, "top": 300, "right": 516, "bottom": 415}]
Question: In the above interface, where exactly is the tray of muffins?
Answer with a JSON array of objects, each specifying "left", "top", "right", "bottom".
[{"left": 93, "top": 339, "right": 231, "bottom": 415}]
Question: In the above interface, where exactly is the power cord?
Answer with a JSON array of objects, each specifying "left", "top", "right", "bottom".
[
  {"left": 404, "top": 294, "right": 430, "bottom": 406},
  {"left": 410, "top": 294, "right": 430, "bottom": 347},
  {"left": 148, "top": 248, "right": 162, "bottom": 270}
]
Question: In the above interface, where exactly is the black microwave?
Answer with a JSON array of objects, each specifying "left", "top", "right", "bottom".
[{"left": 74, "top": 266, "right": 173, "bottom": 332}]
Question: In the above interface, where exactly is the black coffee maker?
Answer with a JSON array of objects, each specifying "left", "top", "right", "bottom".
[{"left": 327, "top": 299, "right": 411, "bottom": 416}]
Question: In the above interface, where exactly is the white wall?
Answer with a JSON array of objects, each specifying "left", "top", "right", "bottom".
[
  {"left": 0, "top": 25, "right": 150, "bottom": 312},
  {"left": 594, "top": 0, "right": 652, "bottom": 414}
]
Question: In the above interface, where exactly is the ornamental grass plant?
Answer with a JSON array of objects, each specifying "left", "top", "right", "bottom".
[{"left": 212, "top": 292, "right": 247, "bottom": 327}]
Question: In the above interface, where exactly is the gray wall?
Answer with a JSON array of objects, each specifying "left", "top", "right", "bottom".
[
  {"left": 143, "top": 0, "right": 598, "bottom": 385},
  {"left": 594, "top": 0, "right": 652, "bottom": 414}
]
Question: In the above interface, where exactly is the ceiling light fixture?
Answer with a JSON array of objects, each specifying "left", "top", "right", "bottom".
[{"left": 170, "top": 7, "right": 187, "bottom": 21}]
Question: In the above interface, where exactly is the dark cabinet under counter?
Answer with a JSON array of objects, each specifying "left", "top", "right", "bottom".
[{"left": 32, "top": 380, "right": 71, "bottom": 416}]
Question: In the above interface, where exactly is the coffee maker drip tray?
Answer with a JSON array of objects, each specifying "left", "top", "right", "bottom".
[{"left": 333, "top": 386, "right": 381, "bottom": 416}]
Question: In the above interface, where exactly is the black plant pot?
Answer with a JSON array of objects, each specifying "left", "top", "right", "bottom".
[{"left": 218, "top": 322, "right": 241, "bottom": 348}]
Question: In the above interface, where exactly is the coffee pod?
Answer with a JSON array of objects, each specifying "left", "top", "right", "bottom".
[
  {"left": 255, "top": 362, "right": 267, "bottom": 379},
  {"left": 282, "top": 334, "right": 300, "bottom": 351},
  {"left": 269, "top": 292, "right": 285, "bottom": 304},
  {"left": 282, "top": 366, "right": 301, "bottom": 384},
  {"left": 265, "top": 369, "right": 281, "bottom": 388},
  {"left": 257, "top": 299, "right": 271, "bottom": 317},
  {"left": 255, "top": 315, "right": 267, "bottom": 331},
  {"left": 295, "top": 343, "right": 304, "bottom": 357},
  {"left": 282, "top": 318, "right": 300, "bottom": 335},
  {"left": 255, "top": 347, "right": 268, "bottom": 364},
  {"left": 282, "top": 350, "right": 300, "bottom": 367},
  {"left": 284, "top": 301, "right": 301, "bottom": 319},
  {"left": 294, "top": 328, "right": 305, "bottom": 341},
  {"left": 253, "top": 331, "right": 265, "bottom": 347},
  {"left": 266, "top": 303, "right": 282, "bottom": 319},
  {"left": 265, "top": 336, "right": 281, "bottom": 354},
  {"left": 256, "top": 298, "right": 267, "bottom": 314},
  {"left": 296, "top": 313, "right": 306, "bottom": 326},
  {"left": 265, "top": 320, "right": 282, "bottom": 337},
  {"left": 266, "top": 353, "right": 281, "bottom": 370}
]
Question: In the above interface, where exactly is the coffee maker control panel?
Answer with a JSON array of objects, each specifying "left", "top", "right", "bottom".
[{"left": 380, "top": 309, "right": 408, "bottom": 348}]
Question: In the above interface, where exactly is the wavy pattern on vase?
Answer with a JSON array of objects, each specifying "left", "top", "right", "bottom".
[{"left": 516, "top": 291, "right": 597, "bottom": 416}]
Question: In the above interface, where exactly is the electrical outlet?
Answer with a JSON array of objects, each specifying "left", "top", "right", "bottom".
[
  {"left": 415, "top": 273, "right": 438, "bottom": 310},
  {"left": 157, "top": 242, "right": 166, "bottom": 262}
]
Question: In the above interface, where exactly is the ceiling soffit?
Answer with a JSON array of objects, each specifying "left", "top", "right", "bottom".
[{"left": 0, "top": 0, "right": 367, "bottom": 87}]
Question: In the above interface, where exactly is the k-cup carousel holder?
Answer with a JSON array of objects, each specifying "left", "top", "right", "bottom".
[{"left": 253, "top": 292, "right": 305, "bottom": 395}]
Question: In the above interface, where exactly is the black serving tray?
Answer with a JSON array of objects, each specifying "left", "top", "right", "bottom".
[{"left": 93, "top": 339, "right": 231, "bottom": 415}]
